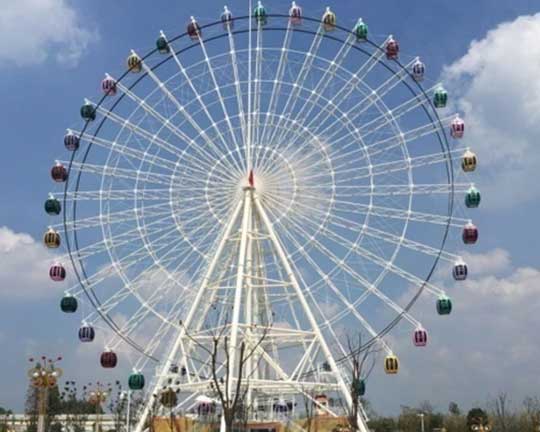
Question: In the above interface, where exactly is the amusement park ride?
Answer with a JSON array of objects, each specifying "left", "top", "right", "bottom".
[{"left": 44, "top": 2, "right": 480, "bottom": 432}]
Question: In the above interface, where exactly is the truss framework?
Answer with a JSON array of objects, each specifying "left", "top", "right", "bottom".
[{"left": 133, "top": 185, "right": 370, "bottom": 432}]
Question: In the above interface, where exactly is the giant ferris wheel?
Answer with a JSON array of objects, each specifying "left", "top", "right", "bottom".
[{"left": 44, "top": 3, "right": 480, "bottom": 431}]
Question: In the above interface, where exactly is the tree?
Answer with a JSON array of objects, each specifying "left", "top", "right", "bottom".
[
  {"left": 444, "top": 402, "right": 465, "bottom": 432},
  {"left": 467, "top": 407, "right": 490, "bottom": 429},
  {"left": 339, "top": 334, "right": 378, "bottom": 432},
  {"left": 46, "top": 386, "right": 63, "bottom": 432},
  {"left": 298, "top": 387, "right": 319, "bottom": 432},
  {"left": 209, "top": 333, "right": 267, "bottom": 431},
  {"left": 59, "top": 380, "right": 100, "bottom": 432},
  {"left": 107, "top": 381, "right": 130, "bottom": 432},
  {"left": 121, "top": 390, "right": 145, "bottom": 432},
  {"left": 491, "top": 392, "right": 510, "bottom": 432},
  {"left": 181, "top": 320, "right": 270, "bottom": 432},
  {"left": 143, "top": 394, "right": 161, "bottom": 432},
  {"left": 0, "top": 408, "right": 14, "bottom": 432},
  {"left": 449, "top": 402, "right": 461, "bottom": 416},
  {"left": 24, "top": 381, "right": 63, "bottom": 432},
  {"left": 523, "top": 396, "right": 540, "bottom": 431},
  {"left": 367, "top": 416, "right": 396, "bottom": 432},
  {"left": 24, "top": 381, "right": 39, "bottom": 432},
  {"left": 444, "top": 412, "right": 466, "bottom": 432}
]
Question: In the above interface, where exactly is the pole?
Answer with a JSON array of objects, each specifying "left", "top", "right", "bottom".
[
  {"left": 247, "top": 0, "right": 253, "bottom": 170},
  {"left": 419, "top": 413, "right": 425, "bottom": 432},
  {"left": 96, "top": 399, "right": 100, "bottom": 432},
  {"left": 126, "top": 390, "right": 131, "bottom": 432},
  {"left": 28, "top": 357, "right": 62, "bottom": 432},
  {"left": 220, "top": 189, "right": 252, "bottom": 432},
  {"left": 37, "top": 387, "right": 47, "bottom": 432}
]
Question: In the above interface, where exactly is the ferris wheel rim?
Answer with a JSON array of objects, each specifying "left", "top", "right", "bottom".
[{"left": 61, "top": 13, "right": 456, "bottom": 363}]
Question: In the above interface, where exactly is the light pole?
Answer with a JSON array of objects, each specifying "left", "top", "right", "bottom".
[
  {"left": 88, "top": 382, "right": 111, "bottom": 432},
  {"left": 417, "top": 413, "right": 425, "bottom": 432},
  {"left": 28, "top": 356, "right": 63, "bottom": 432}
]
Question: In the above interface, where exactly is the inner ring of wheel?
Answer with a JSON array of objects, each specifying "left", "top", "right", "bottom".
[
  {"left": 64, "top": 15, "right": 454, "bottom": 361},
  {"left": 169, "top": 111, "right": 335, "bottom": 245},
  {"left": 121, "top": 49, "right": 410, "bottom": 324}
]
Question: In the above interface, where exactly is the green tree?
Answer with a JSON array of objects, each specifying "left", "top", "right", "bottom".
[
  {"left": 340, "top": 334, "right": 378, "bottom": 432},
  {"left": 367, "top": 416, "right": 396, "bottom": 432},
  {"left": 24, "top": 381, "right": 39, "bottom": 432},
  {"left": 449, "top": 402, "right": 461, "bottom": 416},
  {"left": 107, "top": 380, "right": 138, "bottom": 432},
  {"left": 59, "top": 380, "right": 102, "bottom": 432},
  {"left": 397, "top": 406, "right": 419, "bottom": 432},
  {"left": 0, "top": 408, "right": 14, "bottom": 432},
  {"left": 523, "top": 396, "right": 540, "bottom": 431},
  {"left": 467, "top": 407, "right": 490, "bottom": 428},
  {"left": 445, "top": 402, "right": 466, "bottom": 432},
  {"left": 444, "top": 413, "right": 466, "bottom": 432}
]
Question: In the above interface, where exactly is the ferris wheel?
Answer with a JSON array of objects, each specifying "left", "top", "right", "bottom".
[{"left": 45, "top": 3, "right": 480, "bottom": 431}]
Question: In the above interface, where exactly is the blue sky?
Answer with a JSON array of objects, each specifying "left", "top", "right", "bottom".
[{"left": 1, "top": 0, "right": 539, "bottom": 416}]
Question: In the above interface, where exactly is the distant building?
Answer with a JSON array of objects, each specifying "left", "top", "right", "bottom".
[{"left": 0, "top": 414, "right": 118, "bottom": 432}]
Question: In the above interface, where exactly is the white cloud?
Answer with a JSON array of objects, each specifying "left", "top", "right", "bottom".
[
  {"left": 0, "top": 226, "right": 62, "bottom": 300},
  {"left": 0, "top": 0, "right": 97, "bottom": 67},
  {"left": 443, "top": 13, "right": 540, "bottom": 209},
  {"left": 460, "top": 248, "right": 511, "bottom": 276},
  {"left": 367, "top": 248, "right": 540, "bottom": 414}
]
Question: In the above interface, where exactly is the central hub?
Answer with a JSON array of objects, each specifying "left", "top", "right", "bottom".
[{"left": 243, "top": 169, "right": 255, "bottom": 191}]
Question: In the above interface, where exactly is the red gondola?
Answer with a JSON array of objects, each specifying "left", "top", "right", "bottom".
[
  {"left": 386, "top": 36, "right": 399, "bottom": 60},
  {"left": 100, "top": 351, "right": 118, "bottom": 368},
  {"left": 289, "top": 2, "right": 302, "bottom": 25},
  {"left": 187, "top": 17, "right": 201, "bottom": 41},
  {"left": 462, "top": 222, "right": 478, "bottom": 245},
  {"left": 51, "top": 162, "right": 68, "bottom": 182}
]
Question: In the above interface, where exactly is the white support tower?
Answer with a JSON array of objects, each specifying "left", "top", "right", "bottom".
[{"left": 133, "top": 173, "right": 370, "bottom": 432}]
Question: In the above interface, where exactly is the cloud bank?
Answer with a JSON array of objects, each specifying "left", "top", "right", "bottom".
[
  {"left": 443, "top": 13, "right": 540, "bottom": 209},
  {"left": 0, "top": 226, "right": 61, "bottom": 300},
  {"left": 0, "top": 0, "right": 97, "bottom": 67},
  {"left": 368, "top": 248, "right": 540, "bottom": 414}
]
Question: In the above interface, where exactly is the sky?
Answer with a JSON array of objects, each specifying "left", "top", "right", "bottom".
[{"left": 0, "top": 0, "right": 540, "bottom": 418}]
